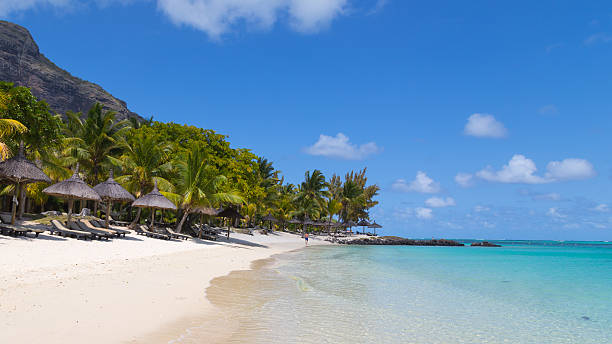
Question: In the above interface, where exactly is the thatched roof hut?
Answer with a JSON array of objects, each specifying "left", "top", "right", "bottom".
[
  {"left": 43, "top": 164, "right": 101, "bottom": 223},
  {"left": 0, "top": 143, "right": 51, "bottom": 184},
  {"left": 262, "top": 213, "right": 277, "bottom": 222},
  {"left": 93, "top": 170, "right": 135, "bottom": 228},
  {"left": 131, "top": 181, "right": 176, "bottom": 211},
  {"left": 368, "top": 221, "right": 382, "bottom": 229},
  {"left": 196, "top": 207, "right": 219, "bottom": 216},
  {"left": 0, "top": 143, "right": 52, "bottom": 224},
  {"left": 93, "top": 171, "right": 134, "bottom": 203}
]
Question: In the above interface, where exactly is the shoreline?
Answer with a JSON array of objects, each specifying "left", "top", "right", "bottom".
[{"left": 0, "top": 231, "right": 331, "bottom": 343}]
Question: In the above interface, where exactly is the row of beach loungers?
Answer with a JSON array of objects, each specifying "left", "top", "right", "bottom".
[{"left": 0, "top": 215, "right": 237, "bottom": 242}]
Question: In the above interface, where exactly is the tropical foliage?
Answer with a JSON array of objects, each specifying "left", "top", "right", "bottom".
[{"left": 0, "top": 82, "right": 380, "bottom": 232}]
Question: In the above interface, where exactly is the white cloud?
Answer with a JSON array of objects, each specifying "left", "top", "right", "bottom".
[
  {"left": 481, "top": 221, "right": 496, "bottom": 229},
  {"left": 157, "top": 0, "right": 348, "bottom": 38},
  {"left": 392, "top": 171, "right": 440, "bottom": 193},
  {"left": 0, "top": 0, "right": 72, "bottom": 15},
  {"left": 476, "top": 155, "right": 596, "bottom": 184},
  {"left": 593, "top": 204, "right": 609, "bottom": 212},
  {"left": 547, "top": 207, "right": 567, "bottom": 218},
  {"left": 455, "top": 173, "right": 474, "bottom": 187},
  {"left": 477, "top": 155, "right": 547, "bottom": 184},
  {"left": 425, "top": 197, "right": 456, "bottom": 208},
  {"left": 464, "top": 113, "right": 508, "bottom": 138},
  {"left": 585, "top": 33, "right": 612, "bottom": 45},
  {"left": 0, "top": 0, "right": 350, "bottom": 39},
  {"left": 532, "top": 192, "right": 562, "bottom": 201},
  {"left": 367, "top": 0, "right": 387, "bottom": 15},
  {"left": 545, "top": 159, "right": 596, "bottom": 181},
  {"left": 474, "top": 205, "right": 490, "bottom": 212},
  {"left": 415, "top": 207, "right": 433, "bottom": 219},
  {"left": 519, "top": 189, "right": 562, "bottom": 201},
  {"left": 304, "top": 133, "right": 381, "bottom": 160}
]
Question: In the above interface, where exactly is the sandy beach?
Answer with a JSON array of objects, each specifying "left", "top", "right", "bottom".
[{"left": 0, "top": 229, "right": 330, "bottom": 343}]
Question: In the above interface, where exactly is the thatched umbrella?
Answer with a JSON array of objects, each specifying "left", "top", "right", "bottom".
[
  {"left": 261, "top": 213, "right": 277, "bottom": 230},
  {"left": 0, "top": 142, "right": 51, "bottom": 224},
  {"left": 131, "top": 180, "right": 176, "bottom": 228},
  {"left": 93, "top": 170, "right": 135, "bottom": 228},
  {"left": 216, "top": 207, "right": 243, "bottom": 238},
  {"left": 368, "top": 221, "right": 382, "bottom": 235},
  {"left": 42, "top": 164, "right": 101, "bottom": 223},
  {"left": 357, "top": 219, "right": 371, "bottom": 234},
  {"left": 197, "top": 207, "right": 219, "bottom": 216}
]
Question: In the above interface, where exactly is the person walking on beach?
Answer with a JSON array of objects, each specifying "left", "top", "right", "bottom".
[{"left": 304, "top": 232, "right": 309, "bottom": 246}]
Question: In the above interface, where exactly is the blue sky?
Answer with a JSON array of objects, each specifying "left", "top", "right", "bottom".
[{"left": 2, "top": 0, "right": 612, "bottom": 240}]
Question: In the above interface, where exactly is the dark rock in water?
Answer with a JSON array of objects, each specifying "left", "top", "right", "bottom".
[
  {"left": 337, "top": 236, "right": 464, "bottom": 246},
  {"left": 0, "top": 20, "right": 142, "bottom": 121},
  {"left": 581, "top": 316, "right": 590, "bottom": 321},
  {"left": 471, "top": 241, "right": 501, "bottom": 247}
]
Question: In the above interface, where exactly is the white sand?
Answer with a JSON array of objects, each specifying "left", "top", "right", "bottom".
[{"left": 0, "top": 230, "right": 330, "bottom": 343}]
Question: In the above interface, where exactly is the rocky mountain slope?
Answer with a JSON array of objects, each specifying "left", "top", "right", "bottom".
[{"left": 0, "top": 20, "right": 141, "bottom": 121}]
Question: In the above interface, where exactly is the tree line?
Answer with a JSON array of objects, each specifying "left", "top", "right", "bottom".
[{"left": 0, "top": 82, "right": 380, "bottom": 232}]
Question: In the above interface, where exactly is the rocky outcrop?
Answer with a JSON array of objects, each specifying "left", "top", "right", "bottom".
[
  {"left": 337, "top": 236, "right": 464, "bottom": 246},
  {"left": 470, "top": 241, "right": 501, "bottom": 247},
  {"left": 0, "top": 20, "right": 141, "bottom": 121}
]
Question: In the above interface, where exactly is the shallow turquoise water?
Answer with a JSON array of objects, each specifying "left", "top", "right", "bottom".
[{"left": 216, "top": 241, "right": 612, "bottom": 343}]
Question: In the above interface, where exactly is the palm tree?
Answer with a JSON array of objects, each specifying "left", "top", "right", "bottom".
[
  {"left": 0, "top": 88, "right": 28, "bottom": 160},
  {"left": 64, "top": 104, "right": 131, "bottom": 185},
  {"left": 114, "top": 129, "right": 174, "bottom": 225},
  {"left": 172, "top": 145, "right": 243, "bottom": 232},
  {"left": 325, "top": 198, "right": 342, "bottom": 233},
  {"left": 295, "top": 170, "right": 328, "bottom": 210},
  {"left": 0, "top": 119, "right": 27, "bottom": 161},
  {"left": 339, "top": 179, "right": 363, "bottom": 222}
]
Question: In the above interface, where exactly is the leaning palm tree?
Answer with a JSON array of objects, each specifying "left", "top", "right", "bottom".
[
  {"left": 114, "top": 130, "right": 175, "bottom": 225},
  {"left": 172, "top": 145, "right": 243, "bottom": 232}
]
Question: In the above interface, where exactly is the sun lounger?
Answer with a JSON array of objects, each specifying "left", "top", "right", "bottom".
[
  {"left": 164, "top": 227, "right": 191, "bottom": 240},
  {"left": 79, "top": 220, "right": 124, "bottom": 238},
  {"left": 192, "top": 225, "right": 218, "bottom": 241},
  {"left": 67, "top": 221, "right": 110, "bottom": 240},
  {"left": 91, "top": 220, "right": 130, "bottom": 236},
  {"left": 49, "top": 220, "right": 93, "bottom": 240},
  {"left": 0, "top": 215, "right": 45, "bottom": 238},
  {"left": 139, "top": 225, "right": 170, "bottom": 240}
]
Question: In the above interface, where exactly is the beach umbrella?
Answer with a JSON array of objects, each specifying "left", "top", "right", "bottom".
[
  {"left": 131, "top": 180, "right": 177, "bottom": 228},
  {"left": 42, "top": 163, "right": 101, "bottom": 223},
  {"left": 288, "top": 218, "right": 301, "bottom": 224},
  {"left": 261, "top": 213, "right": 277, "bottom": 230},
  {"left": 196, "top": 207, "right": 220, "bottom": 216},
  {"left": 344, "top": 220, "right": 357, "bottom": 230},
  {"left": 0, "top": 142, "right": 51, "bottom": 224},
  {"left": 93, "top": 170, "right": 135, "bottom": 228},
  {"left": 368, "top": 221, "right": 382, "bottom": 235},
  {"left": 357, "top": 219, "right": 371, "bottom": 234},
  {"left": 216, "top": 207, "right": 243, "bottom": 238}
]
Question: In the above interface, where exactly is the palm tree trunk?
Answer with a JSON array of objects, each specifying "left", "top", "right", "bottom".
[
  {"left": 105, "top": 201, "right": 112, "bottom": 228},
  {"left": 176, "top": 210, "right": 190, "bottom": 233},
  {"left": 18, "top": 183, "right": 26, "bottom": 219},
  {"left": 131, "top": 208, "right": 142, "bottom": 227},
  {"left": 11, "top": 182, "right": 19, "bottom": 224}
]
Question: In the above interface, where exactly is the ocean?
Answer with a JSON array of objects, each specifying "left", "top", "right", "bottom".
[{"left": 202, "top": 241, "right": 612, "bottom": 343}]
